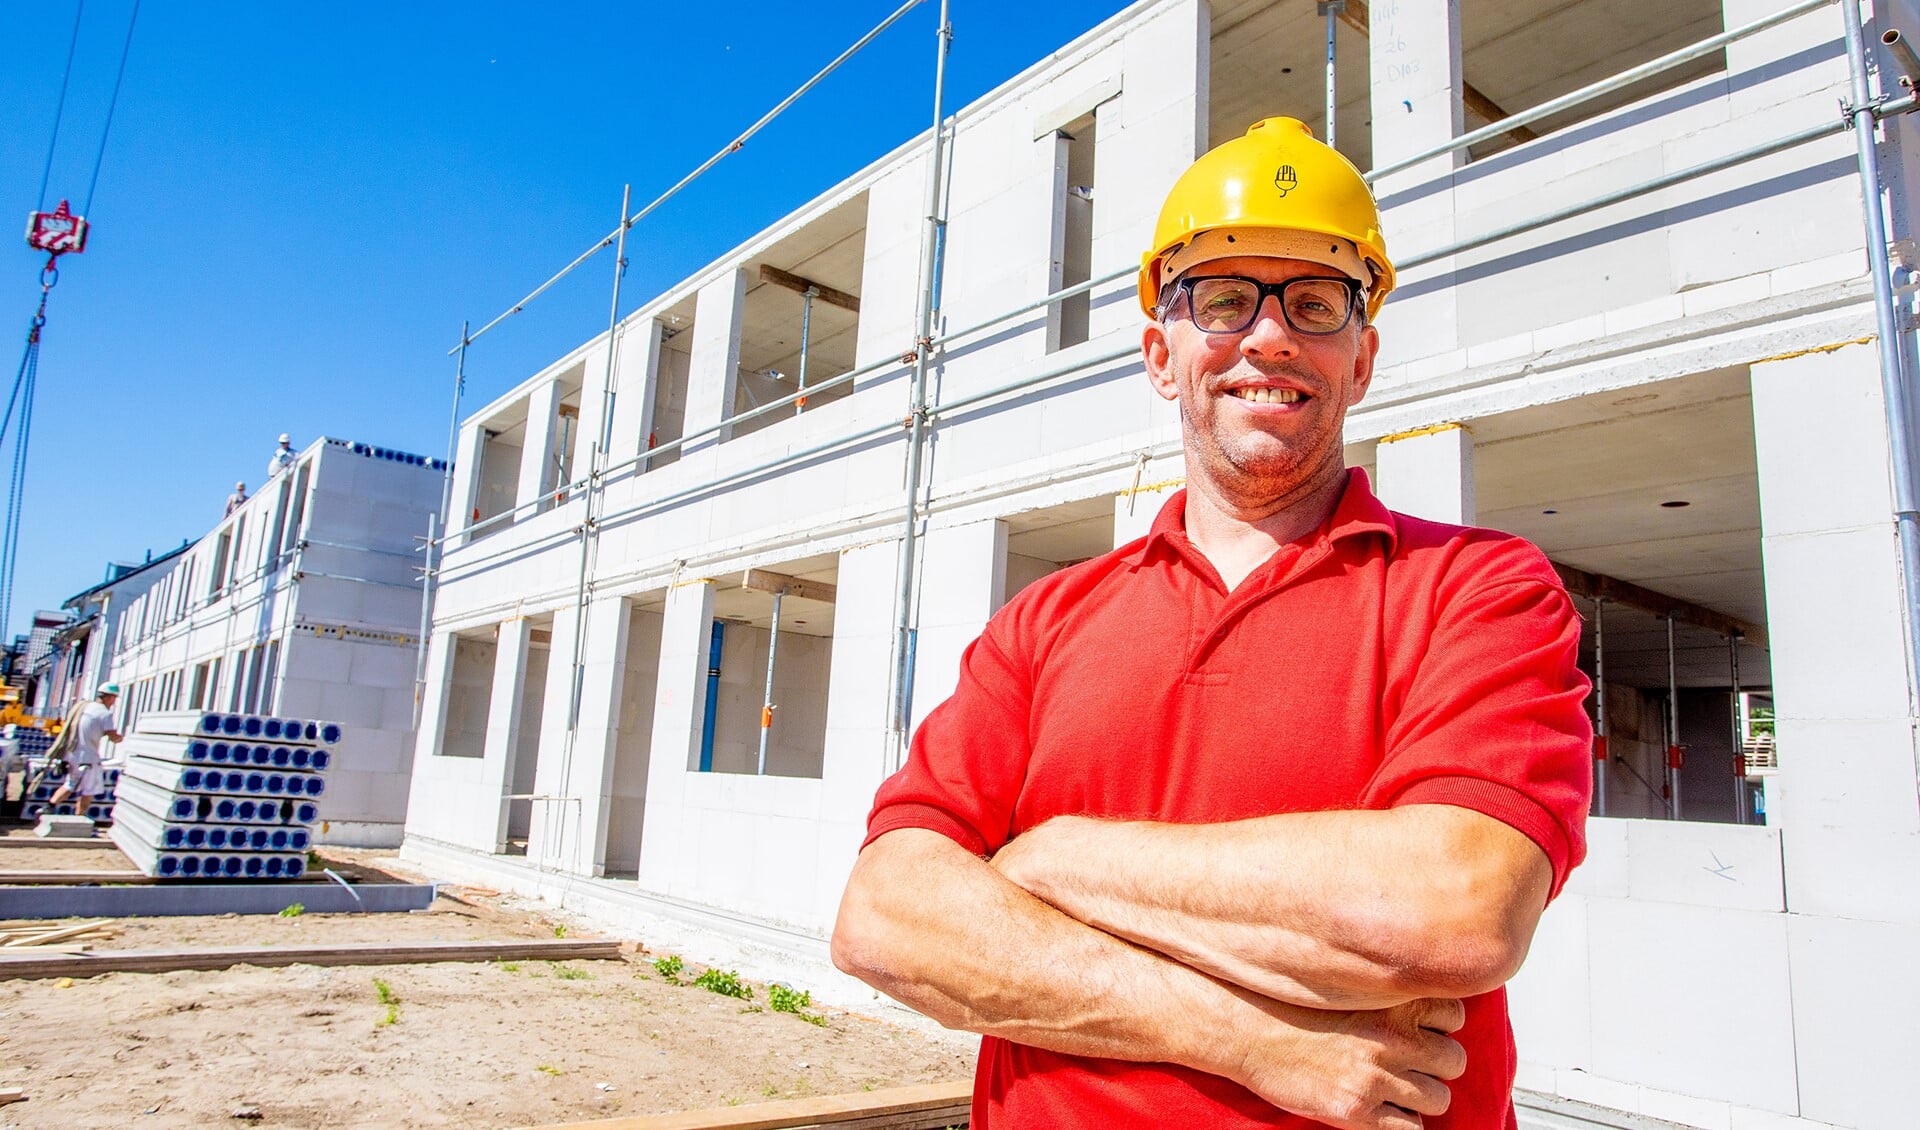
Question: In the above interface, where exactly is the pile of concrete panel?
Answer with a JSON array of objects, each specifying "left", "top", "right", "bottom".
[{"left": 110, "top": 711, "right": 343, "bottom": 880}]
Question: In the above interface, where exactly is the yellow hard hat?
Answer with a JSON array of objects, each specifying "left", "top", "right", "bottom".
[{"left": 1139, "top": 117, "right": 1395, "bottom": 321}]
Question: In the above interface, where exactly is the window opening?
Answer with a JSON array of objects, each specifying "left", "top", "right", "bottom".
[{"left": 1048, "top": 114, "right": 1096, "bottom": 352}]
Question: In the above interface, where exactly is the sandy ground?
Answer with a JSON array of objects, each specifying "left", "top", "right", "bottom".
[{"left": 0, "top": 854, "right": 972, "bottom": 1129}]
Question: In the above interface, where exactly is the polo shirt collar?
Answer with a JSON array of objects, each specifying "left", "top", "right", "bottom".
[{"left": 1135, "top": 467, "right": 1400, "bottom": 568}]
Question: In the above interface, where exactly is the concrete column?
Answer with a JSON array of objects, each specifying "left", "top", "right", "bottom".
[
  {"left": 1087, "top": 0, "right": 1210, "bottom": 342},
  {"left": 566, "top": 596, "right": 632, "bottom": 875},
  {"left": 637, "top": 579, "right": 716, "bottom": 890},
  {"left": 447, "top": 423, "right": 486, "bottom": 545},
  {"left": 1374, "top": 424, "right": 1475, "bottom": 524},
  {"left": 517, "top": 379, "right": 563, "bottom": 513},
  {"left": 1751, "top": 344, "right": 1920, "bottom": 922},
  {"left": 816, "top": 540, "right": 903, "bottom": 925},
  {"left": 909, "top": 520, "right": 1009, "bottom": 732},
  {"left": 1367, "top": 0, "right": 1464, "bottom": 358},
  {"left": 686, "top": 270, "right": 747, "bottom": 450},
  {"left": 400, "top": 629, "right": 458, "bottom": 842},
  {"left": 525, "top": 607, "right": 580, "bottom": 869},
  {"left": 478, "top": 618, "right": 531, "bottom": 852},
  {"left": 569, "top": 339, "right": 612, "bottom": 485},
  {"left": 606, "top": 319, "right": 663, "bottom": 473}
]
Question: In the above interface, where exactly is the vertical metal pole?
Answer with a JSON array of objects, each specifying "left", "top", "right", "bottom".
[
  {"left": 1321, "top": 1, "right": 1340, "bottom": 149},
  {"left": 1843, "top": 1, "right": 1920, "bottom": 742},
  {"left": 1594, "top": 596, "right": 1609, "bottom": 817},
  {"left": 796, "top": 287, "right": 816, "bottom": 415},
  {"left": 412, "top": 511, "right": 436, "bottom": 730},
  {"left": 599, "top": 185, "right": 632, "bottom": 457},
  {"left": 758, "top": 591, "right": 783, "bottom": 775},
  {"left": 442, "top": 322, "right": 469, "bottom": 534},
  {"left": 1730, "top": 634, "right": 1746, "bottom": 824},
  {"left": 887, "top": 0, "right": 953, "bottom": 771},
  {"left": 1667, "top": 615, "right": 1682, "bottom": 820}
]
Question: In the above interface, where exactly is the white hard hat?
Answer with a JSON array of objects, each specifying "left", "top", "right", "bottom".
[
  {"left": 235, "top": 480, "right": 246, "bottom": 490},
  {"left": 98, "top": 683, "right": 121, "bottom": 697},
  {"left": 278, "top": 433, "right": 291, "bottom": 444}
]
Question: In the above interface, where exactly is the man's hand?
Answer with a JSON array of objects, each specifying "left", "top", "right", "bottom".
[{"left": 1229, "top": 994, "right": 1467, "bottom": 1130}]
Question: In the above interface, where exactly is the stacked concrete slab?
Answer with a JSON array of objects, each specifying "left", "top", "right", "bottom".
[
  {"left": 110, "top": 710, "right": 343, "bottom": 879},
  {"left": 5, "top": 725, "right": 123, "bottom": 822}
]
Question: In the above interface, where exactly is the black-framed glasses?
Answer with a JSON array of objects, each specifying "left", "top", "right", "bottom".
[{"left": 1168, "top": 275, "right": 1361, "bottom": 336}]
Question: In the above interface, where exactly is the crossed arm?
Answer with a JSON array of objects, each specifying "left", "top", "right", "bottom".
[{"left": 832, "top": 806, "right": 1551, "bottom": 1125}]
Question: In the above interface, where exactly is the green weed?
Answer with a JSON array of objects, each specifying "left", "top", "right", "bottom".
[
  {"left": 652, "top": 955, "right": 683, "bottom": 983},
  {"left": 693, "top": 968, "right": 751, "bottom": 1000},
  {"left": 277, "top": 903, "right": 304, "bottom": 918}
]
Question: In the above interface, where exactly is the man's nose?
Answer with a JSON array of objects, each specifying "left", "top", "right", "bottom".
[{"left": 1239, "top": 295, "right": 1300, "bottom": 362}]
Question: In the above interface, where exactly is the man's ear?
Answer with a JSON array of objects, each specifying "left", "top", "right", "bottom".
[
  {"left": 1346, "top": 321, "right": 1380, "bottom": 408},
  {"left": 1143, "top": 321, "right": 1178, "bottom": 402}
]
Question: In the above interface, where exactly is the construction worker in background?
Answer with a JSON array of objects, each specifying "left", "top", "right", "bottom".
[
  {"left": 225, "top": 480, "right": 247, "bottom": 516},
  {"left": 834, "top": 118, "right": 1594, "bottom": 1130},
  {"left": 267, "top": 432, "right": 295, "bottom": 479},
  {"left": 47, "top": 683, "right": 122, "bottom": 815}
]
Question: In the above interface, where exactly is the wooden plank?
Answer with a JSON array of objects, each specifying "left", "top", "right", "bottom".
[
  {"left": 0, "top": 938, "right": 622, "bottom": 980},
  {"left": 519, "top": 1079, "right": 971, "bottom": 1130},
  {"left": 1, "top": 919, "right": 116, "bottom": 947},
  {"left": 1551, "top": 562, "right": 1767, "bottom": 647},
  {"left": 0, "top": 1087, "right": 23, "bottom": 1107},
  {"left": 739, "top": 569, "right": 838, "bottom": 604},
  {"left": 757, "top": 265, "right": 860, "bottom": 314},
  {"left": 0, "top": 837, "right": 110, "bottom": 848},
  {"left": 0, "top": 871, "right": 154, "bottom": 886}
]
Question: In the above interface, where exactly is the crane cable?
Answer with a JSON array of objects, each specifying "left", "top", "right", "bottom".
[{"left": 2, "top": 0, "right": 141, "bottom": 636}]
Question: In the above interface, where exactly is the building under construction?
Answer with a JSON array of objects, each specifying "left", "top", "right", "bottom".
[{"left": 400, "top": 2, "right": 1920, "bottom": 1127}]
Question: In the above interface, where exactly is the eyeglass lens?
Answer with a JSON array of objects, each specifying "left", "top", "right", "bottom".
[{"left": 1186, "top": 277, "right": 1354, "bottom": 335}]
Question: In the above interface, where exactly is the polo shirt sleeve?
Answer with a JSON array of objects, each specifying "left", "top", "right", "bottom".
[
  {"left": 863, "top": 617, "right": 1035, "bottom": 858},
  {"left": 1363, "top": 545, "right": 1593, "bottom": 897}
]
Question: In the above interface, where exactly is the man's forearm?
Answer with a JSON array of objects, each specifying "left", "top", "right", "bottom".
[
  {"left": 832, "top": 828, "right": 1469, "bottom": 1125},
  {"left": 833, "top": 828, "right": 1258, "bottom": 1068},
  {"left": 991, "top": 805, "right": 1553, "bottom": 1010}
]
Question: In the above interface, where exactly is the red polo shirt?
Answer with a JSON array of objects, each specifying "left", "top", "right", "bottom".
[{"left": 864, "top": 469, "right": 1592, "bottom": 1129}]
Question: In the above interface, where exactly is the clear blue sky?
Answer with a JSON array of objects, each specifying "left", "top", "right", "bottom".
[{"left": 0, "top": 0, "right": 1132, "bottom": 639}]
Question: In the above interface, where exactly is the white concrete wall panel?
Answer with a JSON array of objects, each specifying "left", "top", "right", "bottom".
[
  {"left": 1787, "top": 914, "right": 1920, "bottom": 1130},
  {"left": 1587, "top": 899, "right": 1798, "bottom": 1113},
  {"left": 909, "top": 519, "right": 1007, "bottom": 731},
  {"left": 637, "top": 580, "right": 718, "bottom": 890},
  {"left": 1374, "top": 424, "right": 1475, "bottom": 524}
]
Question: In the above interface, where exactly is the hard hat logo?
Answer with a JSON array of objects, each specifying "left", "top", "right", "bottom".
[{"left": 1275, "top": 165, "right": 1299, "bottom": 196}]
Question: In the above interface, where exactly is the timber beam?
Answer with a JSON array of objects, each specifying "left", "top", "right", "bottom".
[
  {"left": 757, "top": 265, "right": 860, "bottom": 314},
  {"left": 740, "top": 569, "right": 838, "bottom": 604},
  {"left": 1552, "top": 562, "right": 1767, "bottom": 648}
]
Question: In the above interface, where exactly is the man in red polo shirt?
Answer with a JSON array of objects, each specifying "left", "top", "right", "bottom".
[{"left": 832, "top": 117, "right": 1592, "bottom": 1129}]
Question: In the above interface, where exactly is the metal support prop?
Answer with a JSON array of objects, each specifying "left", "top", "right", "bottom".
[
  {"left": 796, "top": 286, "right": 815, "bottom": 415},
  {"left": 1843, "top": 1, "right": 1920, "bottom": 755},
  {"left": 1594, "top": 597, "right": 1608, "bottom": 817},
  {"left": 1319, "top": 1, "right": 1342, "bottom": 149},
  {"left": 1667, "top": 615, "right": 1682, "bottom": 820},
  {"left": 887, "top": 0, "right": 954, "bottom": 771},
  {"left": 1729, "top": 634, "right": 1746, "bottom": 824},
  {"left": 758, "top": 591, "right": 783, "bottom": 775}
]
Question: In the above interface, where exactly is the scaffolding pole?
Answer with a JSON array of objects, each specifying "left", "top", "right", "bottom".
[
  {"left": 887, "top": 0, "right": 954, "bottom": 772},
  {"left": 1843, "top": 0, "right": 1920, "bottom": 764}
]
